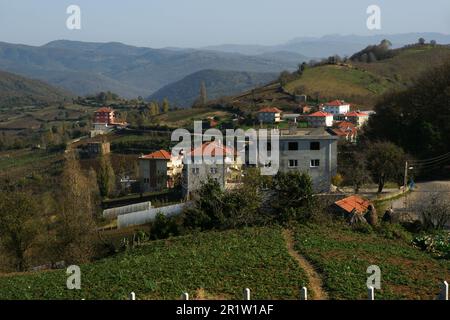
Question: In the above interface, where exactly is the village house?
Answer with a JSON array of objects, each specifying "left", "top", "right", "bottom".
[
  {"left": 182, "top": 141, "right": 243, "bottom": 199},
  {"left": 275, "top": 127, "right": 338, "bottom": 192},
  {"left": 86, "top": 141, "right": 111, "bottom": 157},
  {"left": 327, "top": 121, "right": 358, "bottom": 142},
  {"left": 139, "top": 149, "right": 183, "bottom": 192},
  {"left": 342, "top": 111, "right": 370, "bottom": 128},
  {"left": 307, "top": 111, "right": 334, "bottom": 128},
  {"left": 321, "top": 100, "right": 351, "bottom": 115},
  {"left": 91, "top": 107, "right": 128, "bottom": 137},
  {"left": 257, "top": 107, "right": 282, "bottom": 123}
]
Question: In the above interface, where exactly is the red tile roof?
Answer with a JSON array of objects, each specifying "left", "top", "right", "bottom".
[
  {"left": 335, "top": 195, "right": 371, "bottom": 214},
  {"left": 309, "top": 111, "right": 333, "bottom": 117},
  {"left": 326, "top": 100, "right": 348, "bottom": 106},
  {"left": 258, "top": 107, "right": 282, "bottom": 113},
  {"left": 345, "top": 111, "right": 368, "bottom": 117},
  {"left": 187, "top": 141, "right": 234, "bottom": 157},
  {"left": 141, "top": 149, "right": 171, "bottom": 160},
  {"left": 334, "top": 121, "right": 356, "bottom": 130},
  {"left": 96, "top": 107, "right": 114, "bottom": 113}
]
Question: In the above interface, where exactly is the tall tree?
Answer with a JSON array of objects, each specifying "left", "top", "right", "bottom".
[
  {"left": 162, "top": 98, "right": 170, "bottom": 113},
  {"left": 199, "top": 81, "right": 207, "bottom": 106},
  {"left": 365, "top": 142, "right": 406, "bottom": 193},
  {"left": 97, "top": 154, "right": 115, "bottom": 198},
  {"left": 0, "top": 191, "right": 41, "bottom": 271},
  {"left": 55, "top": 153, "right": 99, "bottom": 264}
]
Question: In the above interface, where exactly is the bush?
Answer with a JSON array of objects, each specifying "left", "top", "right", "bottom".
[
  {"left": 150, "top": 213, "right": 182, "bottom": 240},
  {"left": 412, "top": 232, "right": 450, "bottom": 258}
]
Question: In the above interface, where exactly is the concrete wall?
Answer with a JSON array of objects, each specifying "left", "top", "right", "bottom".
[
  {"left": 278, "top": 137, "right": 337, "bottom": 192},
  {"left": 117, "top": 202, "right": 191, "bottom": 228}
]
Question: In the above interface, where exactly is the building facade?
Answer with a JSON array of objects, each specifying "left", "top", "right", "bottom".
[
  {"left": 182, "top": 141, "right": 242, "bottom": 199},
  {"left": 139, "top": 150, "right": 183, "bottom": 192},
  {"left": 307, "top": 111, "right": 334, "bottom": 127},
  {"left": 258, "top": 107, "right": 282, "bottom": 123},
  {"left": 276, "top": 128, "right": 338, "bottom": 192},
  {"left": 322, "top": 100, "right": 351, "bottom": 115}
]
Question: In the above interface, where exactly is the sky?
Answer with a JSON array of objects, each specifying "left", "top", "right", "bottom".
[{"left": 0, "top": 0, "right": 449, "bottom": 48}]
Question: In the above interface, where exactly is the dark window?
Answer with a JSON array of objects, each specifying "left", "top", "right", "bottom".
[
  {"left": 310, "top": 142, "right": 320, "bottom": 150},
  {"left": 288, "top": 142, "right": 298, "bottom": 151},
  {"left": 288, "top": 160, "right": 298, "bottom": 167},
  {"left": 310, "top": 159, "right": 320, "bottom": 167}
]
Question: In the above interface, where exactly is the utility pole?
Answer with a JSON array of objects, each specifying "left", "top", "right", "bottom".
[{"left": 403, "top": 161, "right": 408, "bottom": 209}]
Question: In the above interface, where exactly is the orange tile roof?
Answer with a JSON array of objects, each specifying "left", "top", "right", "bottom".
[
  {"left": 96, "top": 107, "right": 114, "bottom": 113},
  {"left": 141, "top": 149, "right": 171, "bottom": 160},
  {"left": 335, "top": 195, "right": 371, "bottom": 214},
  {"left": 309, "top": 111, "right": 333, "bottom": 117},
  {"left": 258, "top": 107, "right": 282, "bottom": 113},
  {"left": 187, "top": 141, "right": 234, "bottom": 157},
  {"left": 345, "top": 111, "right": 368, "bottom": 117},
  {"left": 326, "top": 100, "right": 348, "bottom": 106}
]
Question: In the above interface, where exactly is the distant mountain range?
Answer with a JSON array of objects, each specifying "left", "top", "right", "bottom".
[
  {"left": 203, "top": 32, "right": 450, "bottom": 57},
  {"left": 0, "top": 33, "right": 448, "bottom": 106},
  {"left": 0, "top": 40, "right": 303, "bottom": 99},
  {"left": 0, "top": 70, "right": 72, "bottom": 108},
  {"left": 148, "top": 69, "right": 278, "bottom": 107}
]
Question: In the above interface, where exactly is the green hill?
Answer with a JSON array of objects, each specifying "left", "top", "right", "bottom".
[
  {"left": 0, "top": 70, "right": 73, "bottom": 109},
  {"left": 148, "top": 69, "right": 278, "bottom": 108},
  {"left": 284, "top": 45, "right": 450, "bottom": 108}
]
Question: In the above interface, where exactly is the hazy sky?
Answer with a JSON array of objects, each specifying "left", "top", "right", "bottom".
[{"left": 1, "top": 0, "right": 449, "bottom": 48}]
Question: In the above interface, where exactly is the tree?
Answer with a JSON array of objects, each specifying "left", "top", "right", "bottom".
[
  {"left": 418, "top": 38, "right": 426, "bottom": 45},
  {"left": 414, "top": 191, "right": 450, "bottom": 230},
  {"left": 97, "top": 154, "right": 115, "bottom": 198},
  {"left": 365, "top": 142, "right": 406, "bottom": 193},
  {"left": 338, "top": 142, "right": 371, "bottom": 193},
  {"left": 200, "top": 81, "right": 207, "bottom": 106},
  {"left": 271, "top": 171, "right": 314, "bottom": 222},
  {"left": 0, "top": 191, "right": 41, "bottom": 271},
  {"left": 430, "top": 40, "right": 437, "bottom": 46},
  {"left": 162, "top": 98, "right": 170, "bottom": 113},
  {"left": 55, "top": 153, "right": 99, "bottom": 264}
]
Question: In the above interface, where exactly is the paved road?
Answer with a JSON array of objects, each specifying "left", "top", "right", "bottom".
[{"left": 391, "top": 180, "right": 450, "bottom": 227}]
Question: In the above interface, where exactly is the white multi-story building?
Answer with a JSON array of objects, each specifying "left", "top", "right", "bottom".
[{"left": 322, "top": 100, "right": 351, "bottom": 115}]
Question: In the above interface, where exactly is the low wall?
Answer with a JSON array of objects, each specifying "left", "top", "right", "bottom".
[
  {"left": 103, "top": 201, "right": 152, "bottom": 219},
  {"left": 117, "top": 202, "right": 191, "bottom": 229}
]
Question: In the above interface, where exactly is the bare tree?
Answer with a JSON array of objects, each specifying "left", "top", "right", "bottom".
[{"left": 415, "top": 192, "right": 450, "bottom": 230}]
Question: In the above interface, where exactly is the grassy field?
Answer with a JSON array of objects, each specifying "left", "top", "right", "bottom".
[
  {"left": 293, "top": 223, "right": 450, "bottom": 300},
  {"left": 0, "top": 227, "right": 309, "bottom": 300}
]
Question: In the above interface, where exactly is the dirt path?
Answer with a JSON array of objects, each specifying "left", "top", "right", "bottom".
[{"left": 282, "top": 229, "right": 328, "bottom": 300}]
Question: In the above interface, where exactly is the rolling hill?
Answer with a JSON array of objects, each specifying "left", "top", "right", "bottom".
[
  {"left": 0, "top": 70, "right": 73, "bottom": 108},
  {"left": 0, "top": 40, "right": 302, "bottom": 99},
  {"left": 222, "top": 44, "right": 450, "bottom": 110},
  {"left": 148, "top": 69, "right": 278, "bottom": 107}
]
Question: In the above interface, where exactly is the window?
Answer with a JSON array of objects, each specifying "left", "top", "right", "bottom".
[
  {"left": 310, "top": 159, "right": 320, "bottom": 167},
  {"left": 192, "top": 167, "right": 200, "bottom": 175},
  {"left": 288, "top": 160, "right": 298, "bottom": 168},
  {"left": 288, "top": 142, "right": 298, "bottom": 151},
  {"left": 210, "top": 167, "right": 218, "bottom": 174},
  {"left": 310, "top": 142, "right": 320, "bottom": 150}
]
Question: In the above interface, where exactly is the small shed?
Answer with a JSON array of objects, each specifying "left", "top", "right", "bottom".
[{"left": 333, "top": 195, "right": 372, "bottom": 218}]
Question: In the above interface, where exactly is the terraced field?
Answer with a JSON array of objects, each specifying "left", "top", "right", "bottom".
[
  {"left": 0, "top": 227, "right": 309, "bottom": 300},
  {"left": 293, "top": 223, "right": 450, "bottom": 300}
]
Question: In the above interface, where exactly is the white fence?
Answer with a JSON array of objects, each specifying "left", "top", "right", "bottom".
[
  {"left": 117, "top": 202, "right": 191, "bottom": 229},
  {"left": 127, "top": 281, "right": 449, "bottom": 301},
  {"left": 103, "top": 201, "right": 152, "bottom": 219}
]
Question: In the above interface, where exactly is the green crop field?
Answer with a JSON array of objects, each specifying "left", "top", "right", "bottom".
[
  {"left": 0, "top": 227, "right": 309, "bottom": 300},
  {"left": 293, "top": 223, "right": 450, "bottom": 300}
]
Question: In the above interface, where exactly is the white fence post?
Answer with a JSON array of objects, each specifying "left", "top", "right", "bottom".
[
  {"left": 300, "top": 287, "right": 308, "bottom": 300},
  {"left": 243, "top": 288, "right": 251, "bottom": 300},
  {"left": 129, "top": 292, "right": 136, "bottom": 300},
  {"left": 440, "top": 281, "right": 448, "bottom": 300},
  {"left": 368, "top": 286, "right": 375, "bottom": 300},
  {"left": 181, "top": 292, "right": 189, "bottom": 300}
]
